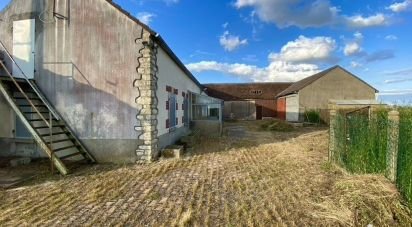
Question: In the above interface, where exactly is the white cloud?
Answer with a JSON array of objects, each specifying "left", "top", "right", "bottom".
[
  {"left": 269, "top": 35, "right": 336, "bottom": 63},
  {"left": 188, "top": 35, "right": 339, "bottom": 82},
  {"left": 219, "top": 31, "right": 248, "bottom": 52},
  {"left": 353, "top": 31, "right": 363, "bottom": 39},
  {"left": 350, "top": 61, "right": 362, "bottom": 68},
  {"left": 380, "top": 89, "right": 412, "bottom": 95},
  {"left": 345, "top": 13, "right": 388, "bottom": 28},
  {"left": 222, "top": 22, "right": 229, "bottom": 29},
  {"left": 136, "top": 12, "right": 156, "bottom": 25},
  {"left": 186, "top": 60, "right": 319, "bottom": 82},
  {"left": 387, "top": 0, "right": 412, "bottom": 12},
  {"left": 384, "top": 78, "right": 412, "bottom": 84},
  {"left": 344, "top": 42, "right": 362, "bottom": 56},
  {"left": 234, "top": 0, "right": 389, "bottom": 29},
  {"left": 344, "top": 32, "right": 363, "bottom": 56},
  {"left": 385, "top": 35, "right": 398, "bottom": 40},
  {"left": 234, "top": 0, "right": 339, "bottom": 28}
]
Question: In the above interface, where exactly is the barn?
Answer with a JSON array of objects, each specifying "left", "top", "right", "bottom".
[
  {"left": 204, "top": 83, "right": 293, "bottom": 120},
  {"left": 276, "top": 66, "right": 378, "bottom": 122},
  {"left": 0, "top": 0, "right": 221, "bottom": 174}
]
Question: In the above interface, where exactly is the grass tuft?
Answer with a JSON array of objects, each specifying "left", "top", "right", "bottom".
[{"left": 260, "top": 119, "right": 294, "bottom": 132}]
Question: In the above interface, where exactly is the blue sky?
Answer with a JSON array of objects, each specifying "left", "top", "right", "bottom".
[{"left": 1, "top": 0, "right": 411, "bottom": 103}]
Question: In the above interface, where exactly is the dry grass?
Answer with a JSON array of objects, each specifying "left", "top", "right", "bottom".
[{"left": 0, "top": 121, "right": 410, "bottom": 226}]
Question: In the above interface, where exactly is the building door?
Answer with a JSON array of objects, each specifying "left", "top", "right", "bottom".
[
  {"left": 256, "top": 105, "right": 262, "bottom": 120},
  {"left": 277, "top": 97, "right": 286, "bottom": 120},
  {"left": 286, "top": 95, "right": 299, "bottom": 122},
  {"left": 13, "top": 19, "right": 35, "bottom": 79}
]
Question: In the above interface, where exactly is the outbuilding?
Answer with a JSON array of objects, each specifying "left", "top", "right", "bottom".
[
  {"left": 276, "top": 66, "right": 378, "bottom": 122},
  {"left": 204, "top": 83, "right": 293, "bottom": 120}
]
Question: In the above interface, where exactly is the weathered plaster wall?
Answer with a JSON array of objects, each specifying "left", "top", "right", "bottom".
[
  {"left": 0, "top": 0, "right": 150, "bottom": 163},
  {"left": 156, "top": 47, "right": 201, "bottom": 149},
  {"left": 299, "top": 67, "right": 376, "bottom": 121}
]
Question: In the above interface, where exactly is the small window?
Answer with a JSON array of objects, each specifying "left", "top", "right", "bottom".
[
  {"left": 250, "top": 90, "right": 263, "bottom": 95},
  {"left": 168, "top": 93, "right": 177, "bottom": 128}
]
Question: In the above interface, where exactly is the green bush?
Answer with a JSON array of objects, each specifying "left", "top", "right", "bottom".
[
  {"left": 304, "top": 109, "right": 321, "bottom": 123},
  {"left": 397, "top": 107, "right": 412, "bottom": 207}
]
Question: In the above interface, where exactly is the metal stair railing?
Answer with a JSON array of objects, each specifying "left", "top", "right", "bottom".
[
  {"left": 0, "top": 40, "right": 59, "bottom": 172},
  {"left": 0, "top": 40, "right": 60, "bottom": 124}
]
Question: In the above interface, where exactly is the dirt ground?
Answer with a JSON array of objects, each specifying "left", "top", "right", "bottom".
[{"left": 0, "top": 120, "right": 411, "bottom": 226}]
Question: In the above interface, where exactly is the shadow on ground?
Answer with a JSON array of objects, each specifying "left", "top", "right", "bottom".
[{"left": 0, "top": 120, "right": 327, "bottom": 188}]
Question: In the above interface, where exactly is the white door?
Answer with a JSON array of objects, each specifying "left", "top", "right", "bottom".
[
  {"left": 13, "top": 19, "right": 35, "bottom": 79},
  {"left": 286, "top": 95, "right": 299, "bottom": 122}
]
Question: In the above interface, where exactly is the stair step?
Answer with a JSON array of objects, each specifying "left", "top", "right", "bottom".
[
  {"left": 23, "top": 111, "right": 50, "bottom": 114},
  {"left": 40, "top": 131, "right": 70, "bottom": 137},
  {"left": 18, "top": 104, "right": 46, "bottom": 107},
  {"left": 29, "top": 119, "right": 58, "bottom": 122},
  {"left": 28, "top": 119, "right": 58, "bottom": 122},
  {"left": 53, "top": 145, "right": 79, "bottom": 152},
  {"left": 34, "top": 125, "right": 65, "bottom": 129},
  {"left": 59, "top": 152, "right": 84, "bottom": 160},
  {"left": 14, "top": 97, "right": 41, "bottom": 100},
  {"left": 47, "top": 138, "right": 75, "bottom": 144}
]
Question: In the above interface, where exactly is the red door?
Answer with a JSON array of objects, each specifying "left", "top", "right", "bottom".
[{"left": 277, "top": 97, "right": 286, "bottom": 120}]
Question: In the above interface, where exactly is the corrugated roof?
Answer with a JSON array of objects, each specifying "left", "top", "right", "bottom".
[
  {"left": 105, "top": 0, "right": 203, "bottom": 88},
  {"left": 276, "top": 65, "right": 378, "bottom": 97}
]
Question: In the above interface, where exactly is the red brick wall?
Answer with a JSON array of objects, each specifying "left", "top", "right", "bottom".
[{"left": 255, "top": 99, "right": 278, "bottom": 118}]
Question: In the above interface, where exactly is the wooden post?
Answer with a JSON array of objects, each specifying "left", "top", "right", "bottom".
[
  {"left": 387, "top": 110, "right": 400, "bottom": 182},
  {"left": 329, "top": 105, "right": 337, "bottom": 162}
]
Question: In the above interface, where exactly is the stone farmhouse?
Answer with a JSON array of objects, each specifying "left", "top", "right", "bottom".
[{"left": 0, "top": 0, "right": 221, "bottom": 174}]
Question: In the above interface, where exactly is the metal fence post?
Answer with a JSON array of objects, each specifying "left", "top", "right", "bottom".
[
  {"left": 329, "top": 106, "right": 337, "bottom": 162},
  {"left": 387, "top": 110, "right": 400, "bottom": 182}
]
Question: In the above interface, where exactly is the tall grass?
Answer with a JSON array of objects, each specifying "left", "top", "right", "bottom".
[
  {"left": 304, "top": 109, "right": 321, "bottom": 124},
  {"left": 397, "top": 108, "right": 412, "bottom": 206},
  {"left": 334, "top": 109, "right": 388, "bottom": 173}
]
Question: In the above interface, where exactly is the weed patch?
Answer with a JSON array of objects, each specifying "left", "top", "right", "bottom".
[{"left": 260, "top": 119, "right": 294, "bottom": 132}]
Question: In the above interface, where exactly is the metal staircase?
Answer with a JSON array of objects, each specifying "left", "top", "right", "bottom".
[{"left": 0, "top": 41, "right": 95, "bottom": 175}]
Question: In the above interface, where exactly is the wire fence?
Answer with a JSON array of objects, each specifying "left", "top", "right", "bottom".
[
  {"left": 331, "top": 107, "right": 412, "bottom": 207},
  {"left": 397, "top": 108, "right": 412, "bottom": 206},
  {"left": 334, "top": 108, "right": 389, "bottom": 173}
]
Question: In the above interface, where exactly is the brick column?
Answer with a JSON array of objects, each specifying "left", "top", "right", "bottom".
[
  {"left": 387, "top": 110, "right": 400, "bottom": 182},
  {"left": 135, "top": 30, "right": 159, "bottom": 163}
]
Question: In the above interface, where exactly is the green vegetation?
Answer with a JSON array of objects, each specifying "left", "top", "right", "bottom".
[
  {"left": 334, "top": 109, "right": 388, "bottom": 173},
  {"left": 260, "top": 119, "right": 294, "bottom": 132},
  {"left": 304, "top": 109, "right": 322, "bottom": 124},
  {"left": 333, "top": 107, "right": 412, "bottom": 208},
  {"left": 397, "top": 107, "right": 412, "bottom": 207}
]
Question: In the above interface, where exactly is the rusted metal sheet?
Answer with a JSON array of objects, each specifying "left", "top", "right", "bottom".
[{"left": 277, "top": 97, "right": 286, "bottom": 120}]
